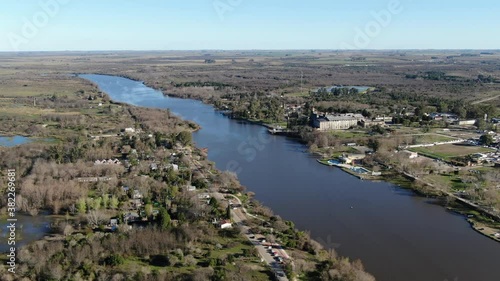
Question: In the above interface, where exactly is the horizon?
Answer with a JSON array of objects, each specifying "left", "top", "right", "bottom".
[
  {"left": 1, "top": 48, "right": 500, "bottom": 53},
  {"left": 1, "top": 0, "right": 499, "bottom": 52}
]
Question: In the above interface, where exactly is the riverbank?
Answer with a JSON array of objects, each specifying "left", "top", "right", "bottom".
[
  {"left": 110, "top": 74, "right": 500, "bottom": 245},
  {"left": 316, "top": 155, "right": 500, "bottom": 243},
  {"left": 72, "top": 74, "right": 375, "bottom": 280},
  {"left": 71, "top": 73, "right": 500, "bottom": 281}
]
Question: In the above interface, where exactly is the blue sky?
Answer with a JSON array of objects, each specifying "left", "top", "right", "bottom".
[{"left": 0, "top": 0, "right": 499, "bottom": 51}]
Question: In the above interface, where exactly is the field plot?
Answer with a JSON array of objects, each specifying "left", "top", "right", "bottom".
[
  {"left": 411, "top": 144, "right": 494, "bottom": 160},
  {"left": 411, "top": 134, "right": 459, "bottom": 144}
]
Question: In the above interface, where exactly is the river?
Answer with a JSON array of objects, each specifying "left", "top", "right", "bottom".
[{"left": 80, "top": 74, "right": 500, "bottom": 281}]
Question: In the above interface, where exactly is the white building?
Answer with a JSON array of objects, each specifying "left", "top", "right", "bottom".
[
  {"left": 220, "top": 220, "right": 233, "bottom": 229},
  {"left": 402, "top": 150, "right": 419, "bottom": 159},
  {"left": 313, "top": 113, "right": 364, "bottom": 130}
]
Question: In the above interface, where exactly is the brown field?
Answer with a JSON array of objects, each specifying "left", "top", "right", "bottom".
[{"left": 0, "top": 50, "right": 499, "bottom": 105}]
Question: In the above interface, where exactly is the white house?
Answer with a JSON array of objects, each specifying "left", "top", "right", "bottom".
[
  {"left": 132, "top": 189, "right": 143, "bottom": 199},
  {"left": 220, "top": 220, "right": 232, "bottom": 229},
  {"left": 402, "top": 150, "right": 419, "bottom": 159}
]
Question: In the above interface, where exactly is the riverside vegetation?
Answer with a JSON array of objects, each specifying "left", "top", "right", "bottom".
[
  {"left": 43, "top": 50, "right": 499, "bottom": 235},
  {"left": 0, "top": 55, "right": 375, "bottom": 280}
]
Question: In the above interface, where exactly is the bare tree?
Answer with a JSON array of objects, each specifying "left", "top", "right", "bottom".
[{"left": 86, "top": 210, "right": 107, "bottom": 228}]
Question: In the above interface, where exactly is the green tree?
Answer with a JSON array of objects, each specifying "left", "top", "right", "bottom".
[
  {"left": 438, "top": 102, "right": 448, "bottom": 113},
  {"left": 226, "top": 204, "right": 231, "bottom": 220},
  {"left": 77, "top": 198, "right": 87, "bottom": 214},
  {"left": 49, "top": 145, "right": 65, "bottom": 164},
  {"left": 479, "top": 134, "right": 493, "bottom": 146},
  {"left": 110, "top": 195, "right": 119, "bottom": 209},
  {"left": 176, "top": 131, "right": 192, "bottom": 146},
  {"left": 367, "top": 139, "right": 380, "bottom": 152},
  {"left": 158, "top": 207, "right": 171, "bottom": 230},
  {"left": 103, "top": 254, "right": 124, "bottom": 266},
  {"left": 102, "top": 195, "right": 109, "bottom": 209},
  {"left": 145, "top": 204, "right": 153, "bottom": 218},
  {"left": 475, "top": 119, "right": 486, "bottom": 130}
]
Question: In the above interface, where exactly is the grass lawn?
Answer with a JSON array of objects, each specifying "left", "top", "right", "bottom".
[
  {"left": 328, "top": 130, "right": 367, "bottom": 139},
  {"left": 411, "top": 134, "right": 459, "bottom": 144},
  {"left": 424, "top": 174, "right": 468, "bottom": 191},
  {"left": 410, "top": 144, "right": 494, "bottom": 160}
]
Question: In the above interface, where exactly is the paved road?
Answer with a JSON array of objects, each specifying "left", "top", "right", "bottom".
[{"left": 212, "top": 192, "right": 289, "bottom": 281}]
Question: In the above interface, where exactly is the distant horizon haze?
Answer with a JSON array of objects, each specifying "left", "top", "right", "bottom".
[{"left": 1, "top": 0, "right": 499, "bottom": 51}]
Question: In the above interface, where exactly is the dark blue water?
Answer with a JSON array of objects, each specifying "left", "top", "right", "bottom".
[
  {"left": 80, "top": 74, "right": 500, "bottom": 281},
  {"left": 0, "top": 214, "right": 52, "bottom": 253}
]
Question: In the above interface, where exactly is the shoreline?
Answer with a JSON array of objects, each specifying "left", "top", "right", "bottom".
[
  {"left": 76, "top": 74, "right": 365, "bottom": 278},
  {"left": 318, "top": 158, "right": 500, "bottom": 242},
  {"left": 81, "top": 73, "right": 500, "bottom": 244}
]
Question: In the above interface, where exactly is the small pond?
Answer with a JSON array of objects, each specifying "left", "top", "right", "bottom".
[{"left": 0, "top": 136, "right": 32, "bottom": 147}]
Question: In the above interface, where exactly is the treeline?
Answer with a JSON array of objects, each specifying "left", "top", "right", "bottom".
[
  {"left": 173, "top": 81, "right": 234, "bottom": 90},
  {"left": 312, "top": 87, "right": 361, "bottom": 101},
  {"left": 229, "top": 96, "right": 285, "bottom": 123}
]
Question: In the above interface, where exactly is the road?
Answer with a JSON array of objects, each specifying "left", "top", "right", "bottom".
[
  {"left": 212, "top": 192, "right": 289, "bottom": 281},
  {"left": 471, "top": 94, "right": 500, "bottom": 105}
]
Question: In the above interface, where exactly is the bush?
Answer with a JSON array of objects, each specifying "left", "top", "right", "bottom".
[
  {"left": 150, "top": 254, "right": 170, "bottom": 267},
  {"left": 103, "top": 254, "right": 125, "bottom": 266}
]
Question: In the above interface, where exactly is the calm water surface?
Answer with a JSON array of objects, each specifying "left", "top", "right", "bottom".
[
  {"left": 81, "top": 74, "right": 500, "bottom": 281},
  {"left": 0, "top": 136, "right": 32, "bottom": 147},
  {"left": 0, "top": 214, "right": 52, "bottom": 252}
]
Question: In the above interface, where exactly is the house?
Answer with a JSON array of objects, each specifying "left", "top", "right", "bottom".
[
  {"left": 131, "top": 198, "right": 143, "bottom": 209},
  {"left": 219, "top": 220, "right": 233, "bottom": 229},
  {"left": 123, "top": 212, "right": 140, "bottom": 223},
  {"left": 132, "top": 189, "right": 143, "bottom": 199},
  {"left": 374, "top": 116, "right": 393, "bottom": 122},
  {"left": 360, "top": 119, "right": 386, "bottom": 128},
  {"left": 401, "top": 150, "right": 418, "bottom": 159},
  {"left": 169, "top": 164, "right": 179, "bottom": 171},
  {"left": 124, "top": 127, "right": 136, "bottom": 133},
  {"left": 186, "top": 185, "right": 197, "bottom": 192},
  {"left": 339, "top": 154, "right": 366, "bottom": 164},
  {"left": 94, "top": 158, "right": 121, "bottom": 165},
  {"left": 198, "top": 193, "right": 211, "bottom": 200},
  {"left": 76, "top": 177, "right": 112, "bottom": 183},
  {"left": 454, "top": 120, "right": 476, "bottom": 126}
]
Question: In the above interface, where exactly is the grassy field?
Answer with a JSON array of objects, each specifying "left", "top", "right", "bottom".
[
  {"left": 411, "top": 134, "right": 459, "bottom": 144},
  {"left": 425, "top": 174, "right": 468, "bottom": 191},
  {"left": 328, "top": 130, "right": 367, "bottom": 139},
  {"left": 410, "top": 144, "right": 494, "bottom": 160}
]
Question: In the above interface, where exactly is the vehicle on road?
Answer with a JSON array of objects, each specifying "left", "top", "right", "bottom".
[{"left": 276, "top": 271, "right": 286, "bottom": 279}]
